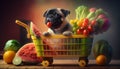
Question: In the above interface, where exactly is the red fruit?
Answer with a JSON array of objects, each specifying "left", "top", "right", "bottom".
[
  {"left": 83, "top": 29, "right": 89, "bottom": 36},
  {"left": 47, "top": 22, "right": 52, "bottom": 28},
  {"left": 77, "top": 29, "right": 80, "bottom": 34},
  {"left": 80, "top": 26, "right": 85, "bottom": 30},
  {"left": 31, "top": 22, "right": 41, "bottom": 37},
  {"left": 98, "top": 14, "right": 106, "bottom": 19},
  {"left": 81, "top": 22, "right": 88, "bottom": 28},
  {"left": 91, "top": 20, "right": 96, "bottom": 26},
  {"left": 16, "top": 43, "right": 57, "bottom": 64},
  {"left": 77, "top": 29, "right": 83, "bottom": 34},
  {"left": 89, "top": 8, "right": 96, "bottom": 12},
  {"left": 83, "top": 18, "right": 89, "bottom": 24},
  {"left": 16, "top": 43, "right": 43, "bottom": 63},
  {"left": 88, "top": 25, "right": 93, "bottom": 32}
]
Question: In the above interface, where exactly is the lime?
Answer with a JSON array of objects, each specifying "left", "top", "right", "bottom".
[{"left": 4, "top": 40, "right": 21, "bottom": 52}]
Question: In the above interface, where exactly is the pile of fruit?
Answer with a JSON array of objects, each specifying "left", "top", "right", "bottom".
[
  {"left": 70, "top": 5, "right": 110, "bottom": 36},
  {"left": 3, "top": 40, "right": 43, "bottom": 65},
  {"left": 93, "top": 40, "right": 112, "bottom": 65},
  {"left": 3, "top": 40, "right": 21, "bottom": 64}
]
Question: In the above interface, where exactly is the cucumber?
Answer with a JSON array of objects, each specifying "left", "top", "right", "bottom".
[{"left": 12, "top": 55, "right": 22, "bottom": 66}]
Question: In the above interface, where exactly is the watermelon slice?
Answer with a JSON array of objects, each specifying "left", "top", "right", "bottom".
[
  {"left": 16, "top": 42, "right": 57, "bottom": 64},
  {"left": 30, "top": 22, "right": 57, "bottom": 57},
  {"left": 16, "top": 43, "right": 43, "bottom": 64}
]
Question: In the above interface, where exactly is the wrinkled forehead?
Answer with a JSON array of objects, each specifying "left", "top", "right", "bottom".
[{"left": 47, "top": 8, "right": 63, "bottom": 15}]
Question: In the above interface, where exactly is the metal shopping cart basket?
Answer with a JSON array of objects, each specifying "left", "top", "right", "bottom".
[{"left": 31, "top": 34, "right": 93, "bottom": 67}]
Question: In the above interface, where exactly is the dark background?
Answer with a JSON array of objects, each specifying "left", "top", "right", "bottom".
[{"left": 0, "top": 0, "right": 120, "bottom": 59}]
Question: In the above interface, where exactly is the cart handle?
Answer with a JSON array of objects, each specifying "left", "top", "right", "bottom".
[{"left": 15, "top": 20, "right": 30, "bottom": 38}]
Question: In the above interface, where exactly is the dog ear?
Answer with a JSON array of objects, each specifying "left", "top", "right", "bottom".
[
  {"left": 43, "top": 10, "right": 48, "bottom": 17},
  {"left": 61, "top": 9, "right": 70, "bottom": 17}
]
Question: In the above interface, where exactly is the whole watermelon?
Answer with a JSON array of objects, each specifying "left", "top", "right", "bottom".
[
  {"left": 93, "top": 40, "right": 112, "bottom": 65},
  {"left": 4, "top": 40, "right": 21, "bottom": 52}
]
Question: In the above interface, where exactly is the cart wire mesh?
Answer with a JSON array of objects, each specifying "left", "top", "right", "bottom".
[{"left": 32, "top": 35, "right": 93, "bottom": 58}]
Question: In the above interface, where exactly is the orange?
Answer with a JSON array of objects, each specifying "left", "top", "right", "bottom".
[
  {"left": 3, "top": 50, "right": 16, "bottom": 64},
  {"left": 96, "top": 54, "right": 107, "bottom": 65}
]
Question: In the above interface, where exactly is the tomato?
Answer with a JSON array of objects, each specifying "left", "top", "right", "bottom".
[
  {"left": 83, "top": 18, "right": 89, "bottom": 25},
  {"left": 87, "top": 25, "right": 93, "bottom": 32},
  {"left": 77, "top": 29, "right": 81, "bottom": 34},
  {"left": 81, "top": 22, "right": 88, "bottom": 28},
  {"left": 47, "top": 22, "right": 52, "bottom": 28},
  {"left": 80, "top": 26, "right": 85, "bottom": 30},
  {"left": 91, "top": 20, "right": 96, "bottom": 26},
  {"left": 83, "top": 29, "right": 89, "bottom": 36}
]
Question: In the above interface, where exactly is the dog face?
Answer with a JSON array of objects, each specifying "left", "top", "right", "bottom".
[{"left": 43, "top": 8, "right": 70, "bottom": 29}]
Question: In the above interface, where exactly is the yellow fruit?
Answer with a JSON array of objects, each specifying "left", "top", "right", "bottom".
[
  {"left": 70, "top": 20, "right": 75, "bottom": 24},
  {"left": 96, "top": 54, "right": 107, "bottom": 65},
  {"left": 77, "top": 18, "right": 84, "bottom": 26},
  {"left": 3, "top": 51, "right": 16, "bottom": 64},
  {"left": 74, "top": 19, "right": 78, "bottom": 22}
]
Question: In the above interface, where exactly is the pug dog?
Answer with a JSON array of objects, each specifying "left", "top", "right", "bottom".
[{"left": 43, "top": 8, "right": 72, "bottom": 36}]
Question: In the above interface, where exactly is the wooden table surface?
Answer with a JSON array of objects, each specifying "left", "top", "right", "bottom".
[{"left": 0, "top": 59, "right": 120, "bottom": 69}]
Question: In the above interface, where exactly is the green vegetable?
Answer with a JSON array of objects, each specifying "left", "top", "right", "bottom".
[
  {"left": 12, "top": 55, "right": 22, "bottom": 66},
  {"left": 4, "top": 40, "right": 21, "bottom": 52},
  {"left": 95, "top": 8, "right": 108, "bottom": 17},
  {"left": 96, "top": 18, "right": 104, "bottom": 28},
  {"left": 86, "top": 11, "right": 96, "bottom": 19},
  {"left": 75, "top": 5, "right": 89, "bottom": 19}
]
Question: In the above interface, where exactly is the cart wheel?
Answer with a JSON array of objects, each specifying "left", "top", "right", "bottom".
[
  {"left": 78, "top": 60, "right": 87, "bottom": 67},
  {"left": 78, "top": 57, "right": 88, "bottom": 67},
  {"left": 41, "top": 60, "right": 49, "bottom": 67},
  {"left": 43, "top": 57, "right": 53, "bottom": 65}
]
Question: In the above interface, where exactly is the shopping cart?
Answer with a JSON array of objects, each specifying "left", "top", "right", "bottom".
[
  {"left": 31, "top": 34, "right": 93, "bottom": 67},
  {"left": 15, "top": 20, "right": 93, "bottom": 67}
]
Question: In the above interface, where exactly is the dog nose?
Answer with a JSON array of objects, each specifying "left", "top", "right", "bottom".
[{"left": 47, "top": 18, "right": 52, "bottom": 22}]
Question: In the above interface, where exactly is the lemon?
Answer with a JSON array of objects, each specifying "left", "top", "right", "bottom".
[{"left": 3, "top": 50, "right": 16, "bottom": 64}]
